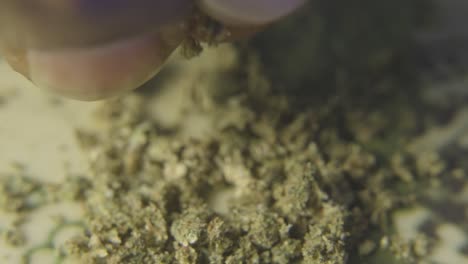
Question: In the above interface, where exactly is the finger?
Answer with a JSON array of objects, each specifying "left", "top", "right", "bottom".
[
  {"left": 0, "top": 0, "right": 191, "bottom": 50},
  {"left": 198, "top": 0, "right": 307, "bottom": 26},
  {"left": 2, "top": 24, "right": 185, "bottom": 101}
]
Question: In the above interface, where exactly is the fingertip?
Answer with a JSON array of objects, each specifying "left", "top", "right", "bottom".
[
  {"left": 26, "top": 28, "right": 183, "bottom": 101},
  {"left": 199, "top": 0, "right": 306, "bottom": 26}
]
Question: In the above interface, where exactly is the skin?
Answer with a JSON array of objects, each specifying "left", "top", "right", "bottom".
[{"left": 0, "top": 0, "right": 306, "bottom": 100}]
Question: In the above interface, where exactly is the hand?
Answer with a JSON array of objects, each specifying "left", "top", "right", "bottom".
[{"left": 0, "top": 0, "right": 305, "bottom": 100}]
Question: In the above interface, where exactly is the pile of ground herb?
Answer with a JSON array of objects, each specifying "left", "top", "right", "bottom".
[
  {"left": 0, "top": 46, "right": 466, "bottom": 264},
  {"left": 58, "top": 47, "right": 466, "bottom": 264}
]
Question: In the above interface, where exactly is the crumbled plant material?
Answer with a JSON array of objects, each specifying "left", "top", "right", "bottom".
[
  {"left": 0, "top": 173, "right": 91, "bottom": 214},
  {"left": 0, "top": 168, "right": 90, "bottom": 257},
  {"left": 180, "top": 8, "right": 231, "bottom": 59},
  {"left": 2, "top": 225, "right": 27, "bottom": 247},
  {"left": 384, "top": 234, "right": 434, "bottom": 263},
  {"left": 0, "top": 172, "right": 49, "bottom": 213},
  {"left": 56, "top": 46, "right": 467, "bottom": 264}
]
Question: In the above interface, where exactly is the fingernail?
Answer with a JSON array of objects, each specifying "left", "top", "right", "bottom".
[
  {"left": 25, "top": 25, "right": 184, "bottom": 101},
  {"left": 199, "top": 0, "right": 306, "bottom": 25}
]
